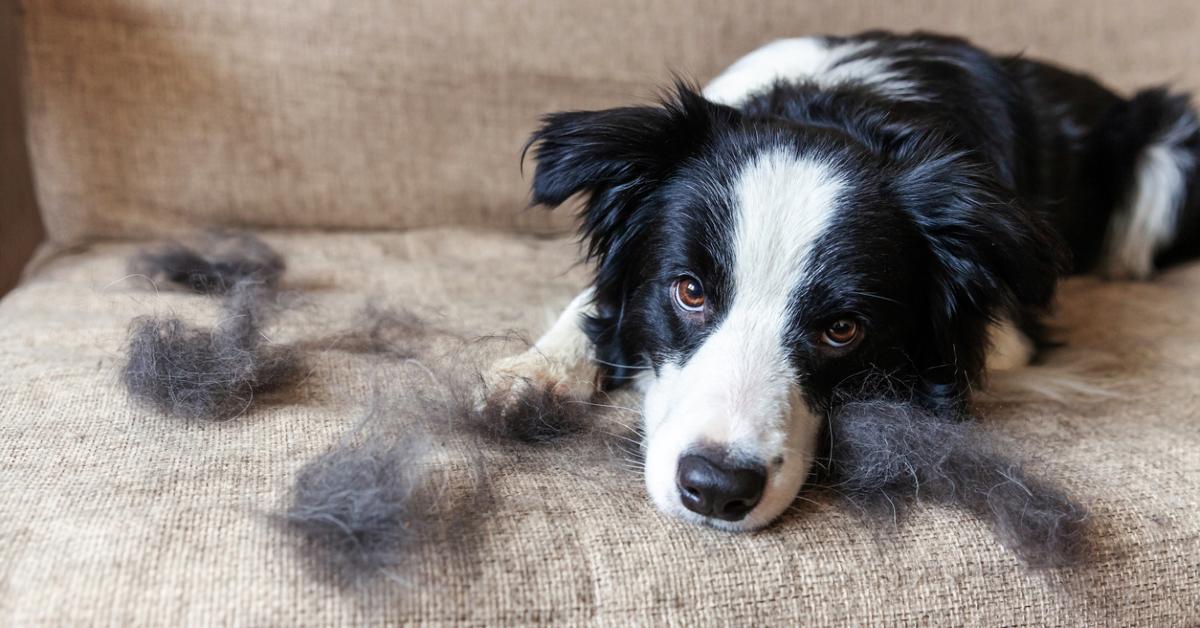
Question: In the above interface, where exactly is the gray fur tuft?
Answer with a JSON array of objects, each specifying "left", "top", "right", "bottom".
[
  {"left": 129, "top": 233, "right": 285, "bottom": 294},
  {"left": 826, "top": 400, "right": 1089, "bottom": 567},
  {"left": 280, "top": 418, "right": 450, "bottom": 588},
  {"left": 122, "top": 281, "right": 300, "bottom": 420}
]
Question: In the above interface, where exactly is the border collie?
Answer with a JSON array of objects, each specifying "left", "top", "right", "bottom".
[{"left": 484, "top": 31, "right": 1200, "bottom": 531}]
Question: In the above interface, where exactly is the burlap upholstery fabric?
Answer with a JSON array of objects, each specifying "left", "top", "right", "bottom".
[
  {"left": 20, "top": 0, "right": 1200, "bottom": 245},
  {"left": 1, "top": 231, "right": 1198, "bottom": 625}
]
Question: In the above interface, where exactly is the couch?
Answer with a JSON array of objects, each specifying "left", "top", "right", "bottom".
[{"left": 2, "top": 1, "right": 1198, "bottom": 624}]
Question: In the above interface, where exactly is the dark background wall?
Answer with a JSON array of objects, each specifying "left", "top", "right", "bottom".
[{"left": 0, "top": 1, "right": 43, "bottom": 297}]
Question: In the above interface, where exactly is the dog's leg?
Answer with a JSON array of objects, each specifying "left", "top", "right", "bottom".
[
  {"left": 481, "top": 287, "right": 600, "bottom": 408},
  {"left": 985, "top": 316, "right": 1035, "bottom": 372}
]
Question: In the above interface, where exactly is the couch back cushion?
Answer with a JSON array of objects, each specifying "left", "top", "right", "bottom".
[{"left": 21, "top": 0, "right": 1200, "bottom": 244}]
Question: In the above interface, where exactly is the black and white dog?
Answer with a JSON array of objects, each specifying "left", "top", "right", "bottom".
[{"left": 484, "top": 31, "right": 1200, "bottom": 531}]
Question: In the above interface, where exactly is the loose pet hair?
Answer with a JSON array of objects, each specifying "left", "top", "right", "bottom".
[
  {"left": 284, "top": 428, "right": 438, "bottom": 585},
  {"left": 122, "top": 280, "right": 300, "bottom": 421},
  {"left": 280, "top": 391, "right": 483, "bottom": 588},
  {"left": 484, "top": 30, "right": 1200, "bottom": 554},
  {"left": 279, "top": 308, "right": 640, "bottom": 586},
  {"left": 129, "top": 232, "right": 286, "bottom": 295},
  {"left": 825, "top": 399, "right": 1088, "bottom": 567},
  {"left": 122, "top": 234, "right": 300, "bottom": 421},
  {"left": 116, "top": 241, "right": 623, "bottom": 584}
]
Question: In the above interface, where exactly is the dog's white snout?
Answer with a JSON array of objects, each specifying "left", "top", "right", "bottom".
[{"left": 641, "top": 356, "right": 820, "bottom": 530}]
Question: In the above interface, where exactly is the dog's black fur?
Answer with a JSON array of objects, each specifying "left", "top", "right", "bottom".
[{"left": 527, "top": 31, "right": 1200, "bottom": 418}]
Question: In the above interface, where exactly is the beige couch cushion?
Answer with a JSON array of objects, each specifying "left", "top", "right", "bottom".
[
  {"left": 1, "top": 230, "right": 1197, "bottom": 625},
  {"left": 21, "top": 1, "right": 1200, "bottom": 245}
]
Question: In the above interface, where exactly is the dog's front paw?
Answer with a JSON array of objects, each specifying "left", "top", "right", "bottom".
[
  {"left": 474, "top": 350, "right": 599, "bottom": 444},
  {"left": 479, "top": 350, "right": 598, "bottom": 416}
]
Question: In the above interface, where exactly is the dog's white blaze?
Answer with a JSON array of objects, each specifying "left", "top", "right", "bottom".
[
  {"left": 1103, "top": 113, "right": 1199, "bottom": 279},
  {"left": 703, "top": 37, "right": 922, "bottom": 106},
  {"left": 642, "top": 149, "right": 844, "bottom": 530}
]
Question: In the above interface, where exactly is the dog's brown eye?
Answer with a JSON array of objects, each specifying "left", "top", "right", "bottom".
[
  {"left": 822, "top": 319, "right": 860, "bottom": 348},
  {"left": 673, "top": 276, "right": 705, "bottom": 312}
]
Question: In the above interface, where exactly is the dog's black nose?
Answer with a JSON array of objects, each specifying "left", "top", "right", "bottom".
[{"left": 676, "top": 453, "right": 766, "bottom": 521}]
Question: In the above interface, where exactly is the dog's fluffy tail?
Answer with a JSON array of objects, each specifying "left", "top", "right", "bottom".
[
  {"left": 980, "top": 349, "right": 1123, "bottom": 405},
  {"left": 1096, "top": 88, "right": 1200, "bottom": 279}
]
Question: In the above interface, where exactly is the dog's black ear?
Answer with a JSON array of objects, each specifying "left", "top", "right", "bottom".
[
  {"left": 890, "top": 137, "right": 1070, "bottom": 412},
  {"left": 525, "top": 84, "right": 739, "bottom": 264},
  {"left": 525, "top": 85, "right": 738, "bottom": 387}
]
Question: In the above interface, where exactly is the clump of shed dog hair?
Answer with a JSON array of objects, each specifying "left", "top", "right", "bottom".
[
  {"left": 279, "top": 388, "right": 489, "bottom": 588},
  {"left": 277, "top": 356, "right": 597, "bottom": 587},
  {"left": 285, "top": 434, "right": 434, "bottom": 586},
  {"left": 122, "top": 280, "right": 301, "bottom": 420},
  {"left": 824, "top": 399, "right": 1089, "bottom": 567},
  {"left": 129, "top": 232, "right": 285, "bottom": 294},
  {"left": 122, "top": 233, "right": 298, "bottom": 420},
  {"left": 279, "top": 314, "right": 640, "bottom": 587}
]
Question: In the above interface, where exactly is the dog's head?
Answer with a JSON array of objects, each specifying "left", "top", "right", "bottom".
[{"left": 527, "top": 85, "right": 1064, "bottom": 530}]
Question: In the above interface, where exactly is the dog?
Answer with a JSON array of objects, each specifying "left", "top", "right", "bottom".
[{"left": 483, "top": 31, "right": 1200, "bottom": 531}]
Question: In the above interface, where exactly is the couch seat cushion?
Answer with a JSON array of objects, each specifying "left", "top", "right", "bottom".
[{"left": 1, "top": 229, "right": 1197, "bottom": 625}]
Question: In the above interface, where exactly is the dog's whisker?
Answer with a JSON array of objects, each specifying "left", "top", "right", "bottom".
[
  {"left": 566, "top": 399, "right": 643, "bottom": 415},
  {"left": 591, "top": 358, "right": 653, "bottom": 370},
  {"left": 593, "top": 430, "right": 645, "bottom": 448}
]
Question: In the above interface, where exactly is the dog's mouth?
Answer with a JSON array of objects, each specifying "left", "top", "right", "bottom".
[{"left": 647, "top": 472, "right": 810, "bottom": 532}]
